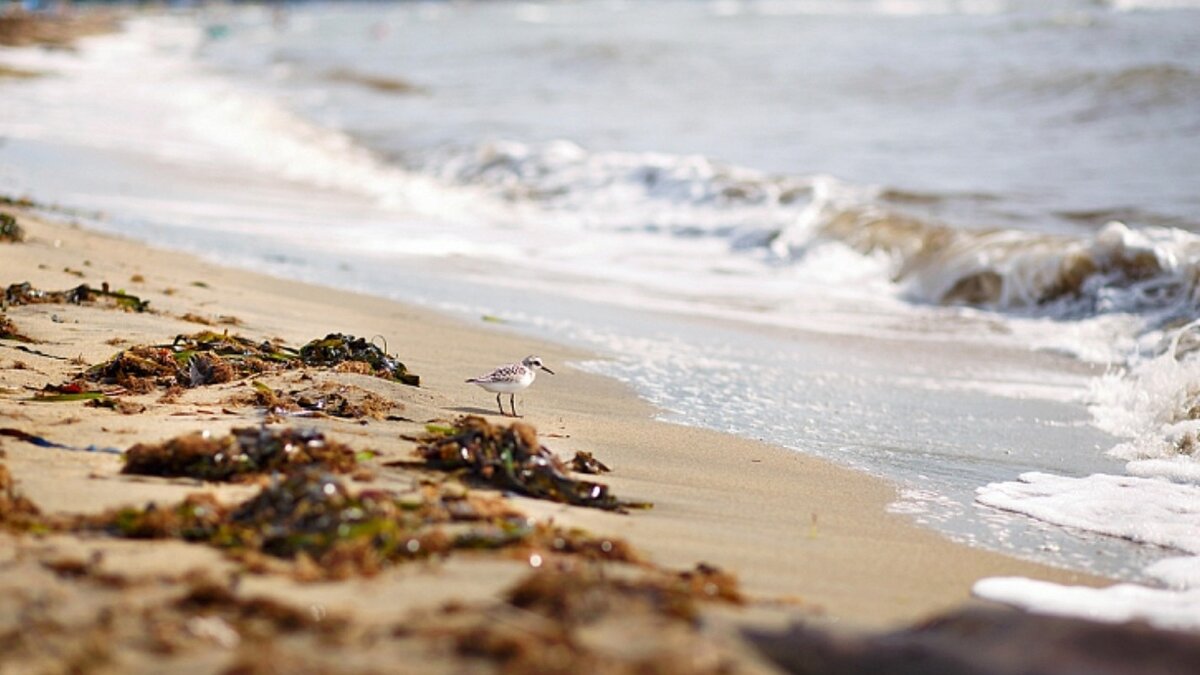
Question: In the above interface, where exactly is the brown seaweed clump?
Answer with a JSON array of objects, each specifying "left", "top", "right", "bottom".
[
  {"left": 417, "top": 417, "right": 648, "bottom": 512},
  {"left": 0, "top": 213, "right": 23, "bottom": 242},
  {"left": 236, "top": 381, "right": 399, "bottom": 421},
  {"left": 82, "top": 470, "right": 636, "bottom": 580},
  {"left": 75, "top": 331, "right": 420, "bottom": 394},
  {"left": 85, "top": 345, "right": 179, "bottom": 393},
  {"left": 4, "top": 281, "right": 149, "bottom": 312},
  {"left": 121, "top": 427, "right": 361, "bottom": 483},
  {"left": 569, "top": 451, "right": 611, "bottom": 475},
  {"left": 78, "top": 332, "right": 286, "bottom": 392},
  {"left": 299, "top": 333, "right": 420, "bottom": 386}
]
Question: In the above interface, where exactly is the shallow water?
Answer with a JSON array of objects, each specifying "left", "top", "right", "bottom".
[{"left": 2, "top": 0, "right": 1200, "bottom": 624}]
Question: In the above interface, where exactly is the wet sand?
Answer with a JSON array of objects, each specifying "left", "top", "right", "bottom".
[{"left": 0, "top": 210, "right": 1108, "bottom": 672}]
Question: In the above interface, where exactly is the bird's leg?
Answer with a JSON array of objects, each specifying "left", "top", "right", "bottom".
[
  {"left": 509, "top": 394, "right": 519, "bottom": 418},
  {"left": 495, "top": 393, "right": 505, "bottom": 416}
]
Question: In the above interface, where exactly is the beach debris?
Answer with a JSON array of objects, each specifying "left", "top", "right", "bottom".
[
  {"left": 235, "top": 381, "right": 399, "bottom": 420},
  {"left": 85, "top": 397, "right": 147, "bottom": 415},
  {"left": 79, "top": 469, "right": 636, "bottom": 580},
  {"left": 84, "top": 345, "right": 181, "bottom": 393},
  {"left": 27, "top": 383, "right": 110, "bottom": 402},
  {"left": 186, "top": 352, "right": 236, "bottom": 387},
  {"left": 3, "top": 281, "right": 149, "bottom": 312},
  {"left": 744, "top": 606, "right": 1200, "bottom": 675},
  {"left": 569, "top": 451, "right": 611, "bottom": 474},
  {"left": 121, "top": 427, "right": 360, "bottom": 483},
  {"left": 299, "top": 333, "right": 420, "bottom": 386},
  {"left": 415, "top": 416, "right": 648, "bottom": 512},
  {"left": 0, "top": 213, "right": 23, "bottom": 242},
  {"left": 0, "top": 427, "right": 121, "bottom": 454},
  {"left": 74, "top": 330, "right": 420, "bottom": 394},
  {"left": 0, "top": 314, "right": 35, "bottom": 343},
  {"left": 8, "top": 344, "right": 66, "bottom": 360}
]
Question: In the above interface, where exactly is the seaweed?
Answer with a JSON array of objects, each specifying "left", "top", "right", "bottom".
[
  {"left": 299, "top": 333, "right": 419, "bottom": 386},
  {"left": 121, "top": 427, "right": 361, "bottom": 483},
  {"left": 233, "top": 382, "right": 399, "bottom": 420},
  {"left": 32, "top": 390, "right": 109, "bottom": 402},
  {"left": 569, "top": 451, "right": 611, "bottom": 475},
  {"left": 3, "top": 281, "right": 149, "bottom": 312},
  {"left": 416, "top": 416, "right": 648, "bottom": 512},
  {"left": 82, "top": 469, "right": 635, "bottom": 580},
  {"left": 78, "top": 332, "right": 287, "bottom": 392},
  {"left": 0, "top": 213, "right": 23, "bottom": 243},
  {"left": 84, "top": 345, "right": 180, "bottom": 393},
  {"left": 75, "top": 331, "right": 419, "bottom": 394}
]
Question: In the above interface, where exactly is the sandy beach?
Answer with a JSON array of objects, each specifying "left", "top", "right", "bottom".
[{"left": 0, "top": 206, "right": 1115, "bottom": 672}]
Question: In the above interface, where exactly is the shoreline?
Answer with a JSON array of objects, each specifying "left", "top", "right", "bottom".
[{"left": 0, "top": 210, "right": 1109, "bottom": 636}]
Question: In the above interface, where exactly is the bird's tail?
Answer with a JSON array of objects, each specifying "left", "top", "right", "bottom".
[{"left": 465, "top": 378, "right": 478, "bottom": 383}]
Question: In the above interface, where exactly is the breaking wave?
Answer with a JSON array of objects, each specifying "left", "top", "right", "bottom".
[{"left": 411, "top": 140, "right": 1200, "bottom": 333}]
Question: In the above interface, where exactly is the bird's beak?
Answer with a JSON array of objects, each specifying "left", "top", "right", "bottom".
[{"left": 541, "top": 366, "right": 555, "bottom": 375}]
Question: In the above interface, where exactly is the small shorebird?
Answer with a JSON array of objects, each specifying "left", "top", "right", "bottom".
[{"left": 466, "top": 355, "right": 554, "bottom": 417}]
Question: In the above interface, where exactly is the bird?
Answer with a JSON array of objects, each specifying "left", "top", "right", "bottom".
[{"left": 466, "top": 355, "right": 554, "bottom": 417}]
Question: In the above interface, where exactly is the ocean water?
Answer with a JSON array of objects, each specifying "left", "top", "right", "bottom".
[{"left": 2, "top": 0, "right": 1199, "bottom": 627}]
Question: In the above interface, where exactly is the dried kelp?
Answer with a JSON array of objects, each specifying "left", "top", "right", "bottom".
[
  {"left": 85, "top": 345, "right": 179, "bottom": 393},
  {"left": 299, "top": 333, "right": 419, "bottom": 386},
  {"left": 0, "top": 213, "right": 23, "bottom": 242},
  {"left": 77, "top": 331, "right": 419, "bottom": 393},
  {"left": 417, "top": 416, "right": 648, "bottom": 512},
  {"left": 79, "top": 332, "right": 285, "bottom": 392},
  {"left": 4, "top": 281, "right": 149, "bottom": 312},
  {"left": 235, "top": 381, "right": 398, "bottom": 420},
  {"left": 121, "top": 427, "right": 360, "bottom": 482},
  {"left": 170, "top": 331, "right": 296, "bottom": 370},
  {"left": 569, "top": 451, "right": 611, "bottom": 475},
  {"left": 81, "top": 470, "right": 636, "bottom": 580}
]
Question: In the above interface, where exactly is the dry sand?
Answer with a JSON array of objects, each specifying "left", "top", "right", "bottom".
[{"left": 0, "top": 210, "right": 1107, "bottom": 672}]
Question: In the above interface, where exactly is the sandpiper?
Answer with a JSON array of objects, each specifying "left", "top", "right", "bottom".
[{"left": 466, "top": 355, "right": 554, "bottom": 417}]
